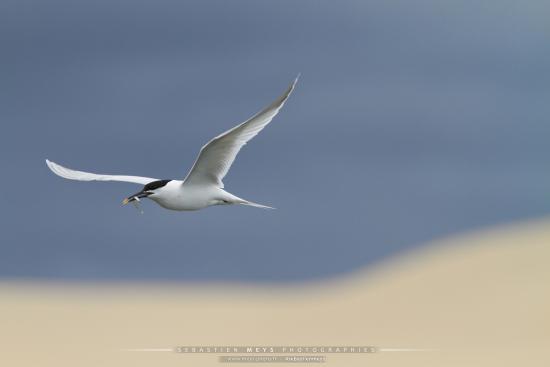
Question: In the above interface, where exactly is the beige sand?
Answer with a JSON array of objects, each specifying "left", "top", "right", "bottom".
[{"left": 1, "top": 218, "right": 549, "bottom": 366}]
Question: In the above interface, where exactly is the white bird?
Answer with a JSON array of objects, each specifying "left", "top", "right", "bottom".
[{"left": 46, "top": 76, "right": 298, "bottom": 212}]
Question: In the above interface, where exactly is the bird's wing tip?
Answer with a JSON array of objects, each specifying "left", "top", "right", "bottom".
[
  {"left": 45, "top": 159, "right": 60, "bottom": 170},
  {"left": 283, "top": 74, "right": 300, "bottom": 98},
  {"left": 292, "top": 73, "right": 301, "bottom": 88}
]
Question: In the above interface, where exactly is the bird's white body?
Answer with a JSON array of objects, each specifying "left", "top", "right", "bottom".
[
  {"left": 46, "top": 77, "right": 298, "bottom": 212},
  {"left": 150, "top": 181, "right": 237, "bottom": 211}
]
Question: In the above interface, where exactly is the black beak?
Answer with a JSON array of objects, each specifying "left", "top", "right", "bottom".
[{"left": 122, "top": 191, "right": 151, "bottom": 205}]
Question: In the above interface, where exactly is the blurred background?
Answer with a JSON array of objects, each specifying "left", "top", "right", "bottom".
[
  {"left": 1, "top": 2, "right": 550, "bottom": 366},
  {"left": 1, "top": 0, "right": 549, "bottom": 282}
]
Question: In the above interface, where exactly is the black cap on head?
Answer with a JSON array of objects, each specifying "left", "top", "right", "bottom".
[
  {"left": 123, "top": 180, "right": 172, "bottom": 205},
  {"left": 143, "top": 179, "right": 172, "bottom": 191}
]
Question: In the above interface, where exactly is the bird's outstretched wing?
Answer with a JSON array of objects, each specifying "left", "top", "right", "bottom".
[
  {"left": 183, "top": 76, "right": 298, "bottom": 188},
  {"left": 46, "top": 159, "right": 157, "bottom": 185}
]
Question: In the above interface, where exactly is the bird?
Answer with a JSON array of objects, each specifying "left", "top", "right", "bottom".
[{"left": 46, "top": 76, "right": 298, "bottom": 212}]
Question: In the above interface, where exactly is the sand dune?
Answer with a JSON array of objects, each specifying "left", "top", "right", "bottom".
[{"left": 1, "top": 218, "right": 549, "bottom": 366}]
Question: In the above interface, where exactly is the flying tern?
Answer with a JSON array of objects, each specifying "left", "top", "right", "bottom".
[{"left": 46, "top": 76, "right": 298, "bottom": 212}]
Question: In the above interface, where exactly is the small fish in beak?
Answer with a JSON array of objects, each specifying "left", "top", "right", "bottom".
[
  {"left": 122, "top": 191, "right": 152, "bottom": 214},
  {"left": 122, "top": 191, "right": 150, "bottom": 205}
]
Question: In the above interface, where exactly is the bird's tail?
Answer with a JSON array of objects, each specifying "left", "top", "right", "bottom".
[
  {"left": 238, "top": 200, "right": 275, "bottom": 210},
  {"left": 239, "top": 200, "right": 275, "bottom": 210},
  {"left": 221, "top": 190, "right": 275, "bottom": 209}
]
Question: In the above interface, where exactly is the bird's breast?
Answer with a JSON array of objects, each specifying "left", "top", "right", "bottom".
[{"left": 150, "top": 184, "right": 213, "bottom": 211}]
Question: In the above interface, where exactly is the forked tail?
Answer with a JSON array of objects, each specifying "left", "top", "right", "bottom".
[
  {"left": 221, "top": 190, "right": 275, "bottom": 210},
  {"left": 239, "top": 200, "right": 275, "bottom": 210}
]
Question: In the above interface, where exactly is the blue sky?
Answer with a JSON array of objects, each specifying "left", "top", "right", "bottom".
[{"left": 1, "top": 0, "right": 549, "bottom": 281}]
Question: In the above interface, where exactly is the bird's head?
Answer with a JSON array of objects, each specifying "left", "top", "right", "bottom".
[{"left": 122, "top": 179, "right": 172, "bottom": 205}]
